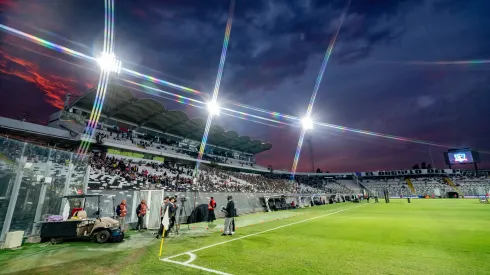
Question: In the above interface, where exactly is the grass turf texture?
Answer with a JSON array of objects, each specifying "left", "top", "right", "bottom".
[{"left": 2, "top": 199, "right": 490, "bottom": 274}]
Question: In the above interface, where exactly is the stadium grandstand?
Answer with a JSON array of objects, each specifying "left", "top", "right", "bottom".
[
  {"left": 1, "top": 102, "right": 490, "bottom": 273},
  {"left": 49, "top": 85, "right": 272, "bottom": 170},
  {"left": 0, "top": 84, "right": 364, "bottom": 245},
  {"left": 1, "top": 82, "right": 489, "bottom": 239}
]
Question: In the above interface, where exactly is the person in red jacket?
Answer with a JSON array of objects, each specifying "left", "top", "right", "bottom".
[
  {"left": 116, "top": 199, "right": 127, "bottom": 232},
  {"left": 136, "top": 199, "right": 148, "bottom": 231},
  {"left": 208, "top": 197, "right": 217, "bottom": 223}
]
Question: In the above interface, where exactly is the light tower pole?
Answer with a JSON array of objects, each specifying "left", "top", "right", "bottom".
[{"left": 307, "top": 135, "right": 315, "bottom": 172}]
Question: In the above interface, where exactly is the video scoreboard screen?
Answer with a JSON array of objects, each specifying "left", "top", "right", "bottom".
[
  {"left": 448, "top": 151, "right": 473, "bottom": 164},
  {"left": 444, "top": 150, "right": 481, "bottom": 165}
]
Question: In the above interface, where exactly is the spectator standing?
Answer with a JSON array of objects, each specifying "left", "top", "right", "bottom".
[
  {"left": 208, "top": 197, "right": 217, "bottom": 223},
  {"left": 116, "top": 199, "right": 127, "bottom": 232},
  {"left": 157, "top": 197, "right": 169, "bottom": 239},
  {"left": 136, "top": 199, "right": 148, "bottom": 231},
  {"left": 222, "top": 196, "right": 236, "bottom": 236},
  {"left": 165, "top": 197, "right": 177, "bottom": 237}
]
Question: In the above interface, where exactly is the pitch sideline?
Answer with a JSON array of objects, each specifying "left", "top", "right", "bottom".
[{"left": 160, "top": 204, "right": 366, "bottom": 274}]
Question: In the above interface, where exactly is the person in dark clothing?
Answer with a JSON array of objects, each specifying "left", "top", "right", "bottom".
[
  {"left": 156, "top": 197, "right": 169, "bottom": 239},
  {"left": 165, "top": 197, "right": 177, "bottom": 237},
  {"left": 222, "top": 196, "right": 236, "bottom": 236},
  {"left": 136, "top": 199, "right": 148, "bottom": 231},
  {"left": 208, "top": 197, "right": 217, "bottom": 223}
]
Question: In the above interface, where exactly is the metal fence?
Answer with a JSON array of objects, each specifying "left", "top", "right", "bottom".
[
  {"left": 0, "top": 136, "right": 324, "bottom": 240},
  {"left": 0, "top": 137, "right": 89, "bottom": 240},
  {"left": 86, "top": 189, "right": 317, "bottom": 230}
]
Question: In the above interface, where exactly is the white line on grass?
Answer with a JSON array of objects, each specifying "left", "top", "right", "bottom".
[
  {"left": 183, "top": 252, "right": 197, "bottom": 264},
  {"left": 163, "top": 257, "right": 232, "bottom": 275},
  {"left": 161, "top": 204, "right": 365, "bottom": 274}
]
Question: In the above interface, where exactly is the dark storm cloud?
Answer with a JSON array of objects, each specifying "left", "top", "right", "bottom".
[
  {"left": 1, "top": 0, "right": 489, "bottom": 171},
  {"left": 297, "top": 0, "right": 490, "bottom": 171},
  {"left": 115, "top": 0, "right": 428, "bottom": 99}
]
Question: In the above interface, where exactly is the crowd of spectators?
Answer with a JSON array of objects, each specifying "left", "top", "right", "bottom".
[
  {"left": 93, "top": 127, "right": 262, "bottom": 170},
  {"left": 361, "top": 174, "right": 490, "bottom": 197},
  {"left": 88, "top": 154, "right": 352, "bottom": 194},
  {"left": 90, "top": 153, "right": 193, "bottom": 191}
]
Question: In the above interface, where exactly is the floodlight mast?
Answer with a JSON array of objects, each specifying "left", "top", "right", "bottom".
[
  {"left": 207, "top": 100, "right": 221, "bottom": 116},
  {"left": 301, "top": 116, "right": 314, "bottom": 130},
  {"left": 96, "top": 52, "right": 121, "bottom": 74}
]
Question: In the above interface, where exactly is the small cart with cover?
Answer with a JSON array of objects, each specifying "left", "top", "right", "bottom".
[{"left": 39, "top": 194, "right": 124, "bottom": 244}]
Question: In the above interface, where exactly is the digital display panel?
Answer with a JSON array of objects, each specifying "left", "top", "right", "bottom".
[{"left": 447, "top": 151, "right": 474, "bottom": 164}]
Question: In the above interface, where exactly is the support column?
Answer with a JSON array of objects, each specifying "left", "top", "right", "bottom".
[
  {"left": 22, "top": 189, "right": 31, "bottom": 212},
  {"left": 145, "top": 191, "right": 152, "bottom": 229},
  {"left": 1, "top": 155, "right": 27, "bottom": 241},
  {"left": 59, "top": 154, "right": 74, "bottom": 214},
  {"left": 82, "top": 165, "right": 90, "bottom": 194},
  {"left": 31, "top": 158, "right": 52, "bottom": 235},
  {"left": 131, "top": 191, "right": 138, "bottom": 224}
]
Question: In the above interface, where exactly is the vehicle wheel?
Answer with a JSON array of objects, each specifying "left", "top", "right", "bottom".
[
  {"left": 50, "top": 237, "right": 63, "bottom": 244},
  {"left": 95, "top": 230, "right": 110, "bottom": 244}
]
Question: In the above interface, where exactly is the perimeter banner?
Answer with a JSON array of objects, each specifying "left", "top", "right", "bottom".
[{"left": 361, "top": 169, "right": 461, "bottom": 177}]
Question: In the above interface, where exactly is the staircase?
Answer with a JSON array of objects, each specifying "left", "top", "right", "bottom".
[
  {"left": 405, "top": 178, "right": 416, "bottom": 194},
  {"left": 443, "top": 177, "right": 462, "bottom": 195}
]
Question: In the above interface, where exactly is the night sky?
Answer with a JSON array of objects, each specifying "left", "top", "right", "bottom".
[{"left": 0, "top": 0, "right": 489, "bottom": 172}]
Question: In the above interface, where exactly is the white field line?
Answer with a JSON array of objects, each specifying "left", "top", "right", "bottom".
[
  {"left": 161, "top": 204, "right": 365, "bottom": 274},
  {"left": 162, "top": 257, "right": 232, "bottom": 275},
  {"left": 183, "top": 252, "right": 197, "bottom": 264}
]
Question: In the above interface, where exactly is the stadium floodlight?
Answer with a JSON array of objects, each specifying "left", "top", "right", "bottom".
[
  {"left": 96, "top": 52, "right": 121, "bottom": 73},
  {"left": 207, "top": 100, "right": 221, "bottom": 116},
  {"left": 301, "top": 116, "right": 314, "bottom": 130}
]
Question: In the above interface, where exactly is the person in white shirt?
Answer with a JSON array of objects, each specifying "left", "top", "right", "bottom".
[{"left": 156, "top": 196, "right": 169, "bottom": 239}]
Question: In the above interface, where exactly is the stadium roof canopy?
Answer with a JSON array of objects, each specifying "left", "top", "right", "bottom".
[{"left": 69, "top": 85, "right": 272, "bottom": 155}]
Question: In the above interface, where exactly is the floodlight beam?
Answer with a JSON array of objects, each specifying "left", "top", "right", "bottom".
[
  {"left": 96, "top": 52, "right": 121, "bottom": 74},
  {"left": 301, "top": 117, "right": 314, "bottom": 130},
  {"left": 207, "top": 101, "right": 221, "bottom": 116}
]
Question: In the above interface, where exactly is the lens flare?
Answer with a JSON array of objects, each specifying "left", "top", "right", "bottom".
[
  {"left": 0, "top": 24, "right": 95, "bottom": 61},
  {"left": 290, "top": 0, "right": 351, "bottom": 179},
  {"left": 121, "top": 68, "right": 204, "bottom": 97},
  {"left": 194, "top": 0, "right": 235, "bottom": 176},
  {"left": 379, "top": 60, "right": 490, "bottom": 65},
  {"left": 77, "top": 0, "right": 116, "bottom": 156}
]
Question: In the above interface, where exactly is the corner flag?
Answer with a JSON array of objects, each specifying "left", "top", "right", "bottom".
[
  {"left": 159, "top": 207, "right": 170, "bottom": 257},
  {"left": 161, "top": 207, "right": 170, "bottom": 228}
]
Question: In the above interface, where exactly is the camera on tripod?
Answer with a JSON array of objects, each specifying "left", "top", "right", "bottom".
[{"left": 179, "top": 196, "right": 187, "bottom": 203}]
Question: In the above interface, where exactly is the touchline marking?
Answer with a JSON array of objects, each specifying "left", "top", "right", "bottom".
[
  {"left": 162, "top": 257, "right": 232, "bottom": 275},
  {"left": 162, "top": 204, "right": 365, "bottom": 264}
]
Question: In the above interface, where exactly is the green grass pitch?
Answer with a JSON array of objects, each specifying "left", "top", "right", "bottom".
[{"left": 3, "top": 199, "right": 490, "bottom": 274}]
